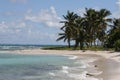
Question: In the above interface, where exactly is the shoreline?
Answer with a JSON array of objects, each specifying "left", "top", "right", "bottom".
[
  {"left": 1, "top": 49, "right": 120, "bottom": 80},
  {"left": 10, "top": 49, "right": 120, "bottom": 62}
]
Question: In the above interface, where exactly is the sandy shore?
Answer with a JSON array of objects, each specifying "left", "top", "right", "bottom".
[{"left": 10, "top": 49, "right": 120, "bottom": 80}]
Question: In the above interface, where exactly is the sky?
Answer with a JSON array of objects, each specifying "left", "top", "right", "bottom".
[{"left": 0, "top": 0, "right": 120, "bottom": 45}]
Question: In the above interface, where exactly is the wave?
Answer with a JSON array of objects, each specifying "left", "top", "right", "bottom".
[
  {"left": 0, "top": 53, "right": 101, "bottom": 80},
  {"left": 22, "top": 75, "right": 42, "bottom": 79},
  {"left": 68, "top": 71, "right": 87, "bottom": 79},
  {"left": 61, "top": 66, "right": 69, "bottom": 74},
  {"left": 49, "top": 72, "right": 56, "bottom": 76},
  {"left": 62, "top": 66, "right": 69, "bottom": 70},
  {"left": 69, "top": 55, "right": 78, "bottom": 60},
  {"left": 48, "top": 56, "right": 101, "bottom": 80}
]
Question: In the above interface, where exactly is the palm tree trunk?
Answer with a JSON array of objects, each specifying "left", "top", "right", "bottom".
[
  {"left": 90, "top": 42, "right": 92, "bottom": 47},
  {"left": 68, "top": 39, "right": 71, "bottom": 48},
  {"left": 80, "top": 41, "right": 83, "bottom": 50},
  {"left": 94, "top": 40, "right": 96, "bottom": 47},
  {"left": 74, "top": 39, "right": 79, "bottom": 49}
]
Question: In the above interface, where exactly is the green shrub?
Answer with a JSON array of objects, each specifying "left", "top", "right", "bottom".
[{"left": 114, "top": 39, "right": 120, "bottom": 51}]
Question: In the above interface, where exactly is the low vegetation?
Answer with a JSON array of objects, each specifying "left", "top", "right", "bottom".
[
  {"left": 114, "top": 39, "right": 120, "bottom": 51},
  {"left": 42, "top": 45, "right": 113, "bottom": 51}
]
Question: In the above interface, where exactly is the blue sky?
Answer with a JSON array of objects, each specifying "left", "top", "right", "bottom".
[{"left": 0, "top": 0, "right": 120, "bottom": 45}]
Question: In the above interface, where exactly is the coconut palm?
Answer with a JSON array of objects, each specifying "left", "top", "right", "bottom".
[
  {"left": 96, "top": 9, "right": 111, "bottom": 46},
  {"left": 84, "top": 8, "right": 111, "bottom": 46},
  {"left": 110, "top": 18, "right": 120, "bottom": 33},
  {"left": 56, "top": 29, "right": 72, "bottom": 48},
  {"left": 57, "top": 11, "right": 78, "bottom": 48},
  {"left": 57, "top": 8, "right": 112, "bottom": 49},
  {"left": 84, "top": 8, "right": 98, "bottom": 46},
  {"left": 73, "top": 16, "right": 86, "bottom": 49},
  {"left": 105, "top": 18, "right": 120, "bottom": 48}
]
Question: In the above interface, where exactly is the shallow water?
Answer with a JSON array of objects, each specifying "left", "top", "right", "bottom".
[{"left": 0, "top": 52, "right": 99, "bottom": 80}]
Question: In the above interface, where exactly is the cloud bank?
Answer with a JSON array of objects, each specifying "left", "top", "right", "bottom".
[
  {"left": 0, "top": 6, "right": 63, "bottom": 44},
  {"left": 25, "top": 6, "right": 62, "bottom": 28},
  {"left": 112, "top": 0, "right": 120, "bottom": 18}
]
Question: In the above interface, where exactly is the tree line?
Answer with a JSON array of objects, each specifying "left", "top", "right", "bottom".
[{"left": 57, "top": 8, "right": 120, "bottom": 51}]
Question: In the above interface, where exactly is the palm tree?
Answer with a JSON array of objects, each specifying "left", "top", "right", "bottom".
[
  {"left": 57, "top": 8, "right": 112, "bottom": 49},
  {"left": 57, "top": 11, "right": 78, "bottom": 48},
  {"left": 84, "top": 8, "right": 97, "bottom": 46},
  {"left": 84, "top": 8, "right": 111, "bottom": 47},
  {"left": 105, "top": 18, "right": 120, "bottom": 48},
  {"left": 56, "top": 29, "right": 72, "bottom": 48},
  {"left": 110, "top": 18, "right": 120, "bottom": 32},
  {"left": 96, "top": 9, "right": 111, "bottom": 46},
  {"left": 73, "top": 16, "right": 86, "bottom": 49}
]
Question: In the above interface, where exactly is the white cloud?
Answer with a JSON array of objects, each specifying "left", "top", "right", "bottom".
[
  {"left": 116, "top": 0, "right": 120, "bottom": 7},
  {"left": 25, "top": 6, "right": 62, "bottom": 28},
  {"left": 76, "top": 8, "right": 85, "bottom": 17},
  {"left": 76, "top": 7, "right": 100, "bottom": 17},
  {"left": 112, "top": 0, "right": 120, "bottom": 18},
  {"left": 0, "top": 6, "right": 64, "bottom": 44},
  {"left": 0, "top": 20, "right": 58, "bottom": 44},
  {"left": 0, "top": 21, "right": 9, "bottom": 33},
  {"left": 0, "top": 21, "right": 26, "bottom": 34},
  {"left": 112, "top": 11, "right": 120, "bottom": 18},
  {"left": 11, "top": 21, "right": 26, "bottom": 28}
]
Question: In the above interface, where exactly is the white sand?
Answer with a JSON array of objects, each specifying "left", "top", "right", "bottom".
[{"left": 9, "top": 49, "right": 120, "bottom": 80}]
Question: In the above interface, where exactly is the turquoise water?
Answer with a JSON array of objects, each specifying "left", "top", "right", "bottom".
[
  {"left": 0, "top": 52, "right": 77, "bottom": 80},
  {"left": 0, "top": 44, "right": 63, "bottom": 50},
  {"left": 0, "top": 52, "right": 99, "bottom": 80}
]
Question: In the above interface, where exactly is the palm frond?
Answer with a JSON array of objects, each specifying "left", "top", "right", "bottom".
[{"left": 56, "top": 35, "right": 65, "bottom": 41}]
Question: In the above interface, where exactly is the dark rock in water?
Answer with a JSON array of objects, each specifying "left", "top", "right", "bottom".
[
  {"left": 95, "top": 65, "right": 97, "bottom": 67},
  {"left": 86, "top": 73, "right": 94, "bottom": 76}
]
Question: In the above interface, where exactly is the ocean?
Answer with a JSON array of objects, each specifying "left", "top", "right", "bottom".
[
  {"left": 0, "top": 45, "right": 100, "bottom": 80},
  {"left": 0, "top": 44, "right": 50, "bottom": 50}
]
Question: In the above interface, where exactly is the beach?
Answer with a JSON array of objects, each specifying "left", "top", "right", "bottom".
[{"left": 9, "top": 49, "right": 120, "bottom": 80}]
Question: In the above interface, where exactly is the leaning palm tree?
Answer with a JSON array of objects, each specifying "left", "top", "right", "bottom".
[
  {"left": 60, "top": 11, "right": 78, "bottom": 30},
  {"left": 56, "top": 28, "right": 72, "bottom": 48},
  {"left": 57, "top": 11, "right": 78, "bottom": 48}
]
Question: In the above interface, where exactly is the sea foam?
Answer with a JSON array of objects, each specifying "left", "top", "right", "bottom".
[
  {"left": 49, "top": 72, "right": 56, "bottom": 76},
  {"left": 61, "top": 66, "right": 69, "bottom": 74},
  {"left": 69, "top": 55, "right": 78, "bottom": 60},
  {"left": 68, "top": 71, "right": 87, "bottom": 80},
  {"left": 62, "top": 66, "right": 69, "bottom": 70}
]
